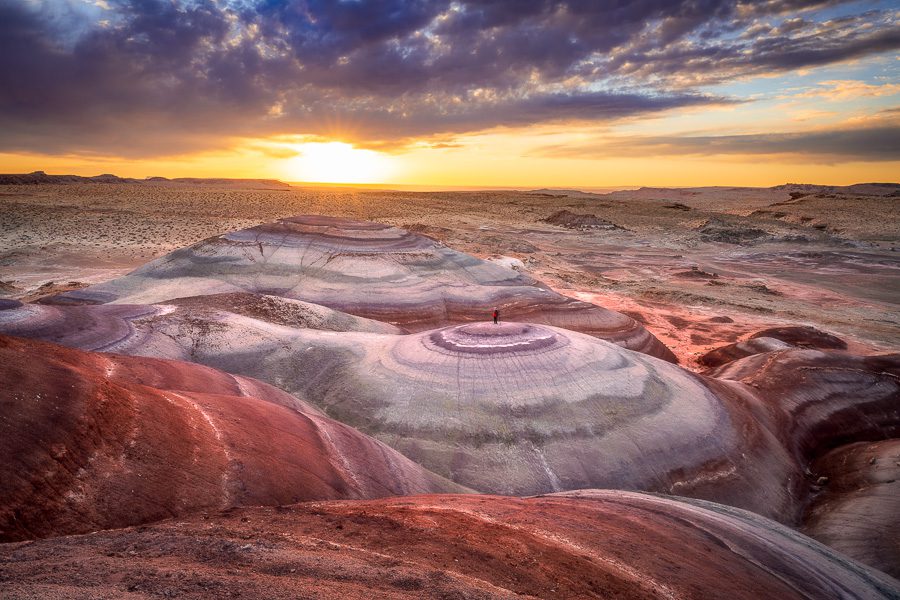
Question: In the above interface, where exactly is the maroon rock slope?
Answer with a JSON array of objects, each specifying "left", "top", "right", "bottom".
[
  {"left": 699, "top": 325, "right": 848, "bottom": 369},
  {"left": 710, "top": 348, "right": 900, "bottom": 576},
  {"left": 802, "top": 439, "right": 900, "bottom": 579},
  {"left": 709, "top": 350, "right": 900, "bottom": 463},
  {"left": 0, "top": 335, "right": 466, "bottom": 542},
  {"left": 699, "top": 336, "right": 792, "bottom": 368},
  {"left": 1, "top": 491, "right": 897, "bottom": 599},
  {"left": 749, "top": 325, "right": 849, "bottom": 350}
]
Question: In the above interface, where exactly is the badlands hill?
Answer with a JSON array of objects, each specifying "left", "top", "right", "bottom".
[
  {"left": 0, "top": 334, "right": 465, "bottom": 542},
  {"left": 43, "top": 215, "right": 675, "bottom": 361},
  {"left": 0, "top": 170, "right": 291, "bottom": 188},
  {"left": 2, "top": 215, "right": 898, "bottom": 580},
  {"left": 2, "top": 491, "right": 897, "bottom": 599}
]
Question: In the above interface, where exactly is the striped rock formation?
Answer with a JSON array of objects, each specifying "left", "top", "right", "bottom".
[
  {"left": 0, "top": 298, "right": 795, "bottom": 518},
  {"left": 709, "top": 348, "right": 900, "bottom": 575},
  {"left": 0, "top": 335, "right": 466, "bottom": 542},
  {"left": 1, "top": 491, "right": 897, "bottom": 599},
  {"left": 802, "top": 439, "right": 900, "bottom": 579},
  {"left": 43, "top": 215, "right": 675, "bottom": 361},
  {"left": 4, "top": 295, "right": 899, "bottom": 533}
]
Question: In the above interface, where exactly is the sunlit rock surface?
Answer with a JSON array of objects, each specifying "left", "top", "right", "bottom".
[
  {"left": 43, "top": 215, "right": 675, "bottom": 361},
  {"left": 0, "top": 335, "right": 466, "bottom": 542},
  {"left": 1, "top": 491, "right": 897, "bottom": 599}
]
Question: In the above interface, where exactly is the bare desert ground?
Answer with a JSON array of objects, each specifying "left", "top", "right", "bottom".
[
  {"left": 1, "top": 180, "right": 897, "bottom": 368},
  {"left": 1, "top": 181, "right": 899, "bottom": 597}
]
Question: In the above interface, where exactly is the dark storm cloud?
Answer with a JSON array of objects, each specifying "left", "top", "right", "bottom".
[
  {"left": 0, "top": 0, "right": 897, "bottom": 157},
  {"left": 535, "top": 125, "right": 900, "bottom": 161}
]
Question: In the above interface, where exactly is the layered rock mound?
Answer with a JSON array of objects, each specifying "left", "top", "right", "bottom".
[
  {"left": 749, "top": 325, "right": 849, "bottom": 350},
  {"left": 802, "top": 439, "right": 900, "bottom": 579},
  {"left": 710, "top": 347, "right": 900, "bottom": 574},
  {"left": 0, "top": 335, "right": 465, "bottom": 541},
  {"left": 709, "top": 349, "right": 900, "bottom": 462},
  {"left": 699, "top": 325, "right": 849, "bottom": 368},
  {"left": 0, "top": 303, "right": 795, "bottom": 517},
  {"left": 699, "top": 336, "right": 792, "bottom": 368},
  {"left": 4, "top": 298, "right": 898, "bottom": 533},
  {"left": 42, "top": 215, "right": 675, "bottom": 361},
  {"left": 1, "top": 491, "right": 896, "bottom": 599},
  {"left": 188, "top": 319, "right": 797, "bottom": 519},
  {"left": 0, "top": 294, "right": 401, "bottom": 354}
]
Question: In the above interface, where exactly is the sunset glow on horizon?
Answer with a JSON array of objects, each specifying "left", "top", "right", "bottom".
[
  {"left": 283, "top": 142, "right": 400, "bottom": 184},
  {"left": 1, "top": 0, "right": 897, "bottom": 187}
]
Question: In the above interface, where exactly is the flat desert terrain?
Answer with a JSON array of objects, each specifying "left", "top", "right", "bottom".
[{"left": 1, "top": 181, "right": 897, "bottom": 368}]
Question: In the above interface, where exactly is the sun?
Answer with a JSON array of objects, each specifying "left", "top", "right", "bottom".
[{"left": 287, "top": 141, "right": 396, "bottom": 183}]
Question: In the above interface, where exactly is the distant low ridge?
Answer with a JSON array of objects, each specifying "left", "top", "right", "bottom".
[
  {"left": 530, "top": 183, "right": 900, "bottom": 197},
  {"left": 0, "top": 171, "right": 291, "bottom": 189}
]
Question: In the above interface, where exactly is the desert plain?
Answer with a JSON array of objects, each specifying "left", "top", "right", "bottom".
[
  {"left": 2, "top": 178, "right": 897, "bottom": 365},
  {"left": 0, "top": 176, "right": 898, "bottom": 598}
]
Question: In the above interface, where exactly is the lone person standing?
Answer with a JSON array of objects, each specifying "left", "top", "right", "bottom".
[{"left": 492, "top": 307, "right": 500, "bottom": 325}]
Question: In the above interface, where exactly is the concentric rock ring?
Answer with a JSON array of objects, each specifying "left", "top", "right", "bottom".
[
  {"left": 424, "top": 322, "right": 567, "bottom": 356},
  {"left": 223, "top": 215, "right": 435, "bottom": 252}
]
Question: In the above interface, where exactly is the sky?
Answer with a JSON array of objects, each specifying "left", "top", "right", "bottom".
[{"left": 0, "top": 0, "right": 898, "bottom": 187}]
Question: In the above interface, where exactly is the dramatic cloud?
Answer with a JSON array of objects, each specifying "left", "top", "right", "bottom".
[{"left": 0, "top": 0, "right": 898, "bottom": 157}]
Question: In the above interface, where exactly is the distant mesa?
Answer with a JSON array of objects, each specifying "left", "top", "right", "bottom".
[
  {"left": 0, "top": 335, "right": 465, "bottom": 541},
  {"left": 3, "top": 490, "right": 897, "bottom": 599},
  {"left": 772, "top": 182, "right": 900, "bottom": 197},
  {"left": 527, "top": 187, "right": 607, "bottom": 198},
  {"left": 0, "top": 171, "right": 137, "bottom": 185},
  {"left": 161, "top": 177, "right": 291, "bottom": 188},
  {"left": 0, "top": 171, "right": 290, "bottom": 189},
  {"left": 43, "top": 214, "right": 675, "bottom": 361}
]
